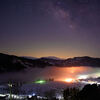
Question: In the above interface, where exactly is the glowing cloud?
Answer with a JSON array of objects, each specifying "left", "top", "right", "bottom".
[{"left": 78, "top": 75, "right": 88, "bottom": 79}]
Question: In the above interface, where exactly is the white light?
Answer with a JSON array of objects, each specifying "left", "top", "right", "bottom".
[
  {"left": 32, "top": 93, "right": 35, "bottom": 96},
  {"left": 28, "top": 95, "right": 32, "bottom": 98},
  {"left": 56, "top": 95, "right": 63, "bottom": 100},
  {"left": 0, "top": 94, "right": 6, "bottom": 97}
]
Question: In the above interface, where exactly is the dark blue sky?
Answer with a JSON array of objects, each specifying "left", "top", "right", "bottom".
[{"left": 0, "top": 0, "right": 100, "bottom": 58}]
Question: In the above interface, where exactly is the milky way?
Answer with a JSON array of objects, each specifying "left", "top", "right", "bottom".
[{"left": 0, "top": 0, "right": 100, "bottom": 58}]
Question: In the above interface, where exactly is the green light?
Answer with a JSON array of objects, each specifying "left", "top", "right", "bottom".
[{"left": 34, "top": 80, "right": 46, "bottom": 84}]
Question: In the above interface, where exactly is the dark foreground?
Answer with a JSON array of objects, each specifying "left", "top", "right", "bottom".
[{"left": 0, "top": 84, "right": 100, "bottom": 100}]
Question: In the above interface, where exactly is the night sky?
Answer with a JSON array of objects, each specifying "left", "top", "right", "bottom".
[{"left": 0, "top": 0, "right": 100, "bottom": 58}]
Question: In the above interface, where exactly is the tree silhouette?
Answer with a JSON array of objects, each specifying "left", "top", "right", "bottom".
[
  {"left": 63, "top": 88, "right": 79, "bottom": 100},
  {"left": 63, "top": 84, "right": 100, "bottom": 100},
  {"left": 79, "top": 84, "right": 100, "bottom": 100}
]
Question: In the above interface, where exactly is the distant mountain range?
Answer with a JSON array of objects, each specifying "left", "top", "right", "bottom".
[
  {"left": 22, "top": 56, "right": 64, "bottom": 60},
  {"left": 0, "top": 53, "right": 100, "bottom": 72}
]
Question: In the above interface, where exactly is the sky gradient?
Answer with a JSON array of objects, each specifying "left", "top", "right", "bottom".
[{"left": 0, "top": 0, "right": 100, "bottom": 58}]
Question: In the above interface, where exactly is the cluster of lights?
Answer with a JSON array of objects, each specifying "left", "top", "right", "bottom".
[
  {"left": 78, "top": 75, "right": 88, "bottom": 79},
  {"left": 63, "top": 75, "right": 89, "bottom": 83},
  {"left": 81, "top": 80, "right": 99, "bottom": 84},
  {"left": 64, "top": 78, "right": 75, "bottom": 83}
]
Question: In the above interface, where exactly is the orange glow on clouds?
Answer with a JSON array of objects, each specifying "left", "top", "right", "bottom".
[
  {"left": 29, "top": 66, "right": 97, "bottom": 83},
  {"left": 54, "top": 67, "right": 92, "bottom": 82}
]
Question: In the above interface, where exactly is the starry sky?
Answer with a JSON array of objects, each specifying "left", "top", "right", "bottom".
[{"left": 0, "top": 0, "right": 100, "bottom": 58}]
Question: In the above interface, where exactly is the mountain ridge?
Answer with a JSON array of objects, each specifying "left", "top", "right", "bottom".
[{"left": 0, "top": 53, "right": 100, "bottom": 72}]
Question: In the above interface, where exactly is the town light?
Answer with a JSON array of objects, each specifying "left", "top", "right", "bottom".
[
  {"left": 34, "top": 80, "right": 46, "bottom": 84},
  {"left": 65, "top": 78, "right": 74, "bottom": 83}
]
